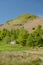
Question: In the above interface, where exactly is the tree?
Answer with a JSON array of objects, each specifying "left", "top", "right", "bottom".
[
  {"left": 17, "top": 27, "right": 28, "bottom": 46},
  {"left": 26, "top": 34, "right": 34, "bottom": 47}
]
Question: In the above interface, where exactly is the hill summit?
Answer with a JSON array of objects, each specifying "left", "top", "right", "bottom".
[{"left": 0, "top": 14, "right": 43, "bottom": 31}]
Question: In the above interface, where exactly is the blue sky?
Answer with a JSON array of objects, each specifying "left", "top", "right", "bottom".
[{"left": 0, "top": 0, "right": 43, "bottom": 24}]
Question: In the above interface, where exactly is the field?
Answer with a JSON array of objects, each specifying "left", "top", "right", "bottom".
[
  {"left": 0, "top": 49, "right": 43, "bottom": 65},
  {"left": 0, "top": 44, "right": 43, "bottom": 65},
  {"left": 0, "top": 44, "right": 42, "bottom": 51},
  {"left": 0, "top": 44, "right": 30, "bottom": 51}
]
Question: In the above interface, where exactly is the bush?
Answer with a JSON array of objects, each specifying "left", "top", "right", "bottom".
[{"left": 0, "top": 25, "right": 43, "bottom": 47}]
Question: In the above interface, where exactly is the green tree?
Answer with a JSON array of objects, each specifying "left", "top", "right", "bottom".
[
  {"left": 26, "top": 34, "right": 34, "bottom": 47},
  {"left": 17, "top": 27, "right": 28, "bottom": 46}
]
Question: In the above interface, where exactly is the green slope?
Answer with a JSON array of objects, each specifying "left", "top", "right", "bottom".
[{"left": 7, "top": 14, "right": 38, "bottom": 24}]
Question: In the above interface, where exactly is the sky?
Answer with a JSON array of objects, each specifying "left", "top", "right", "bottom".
[{"left": 0, "top": 0, "right": 43, "bottom": 24}]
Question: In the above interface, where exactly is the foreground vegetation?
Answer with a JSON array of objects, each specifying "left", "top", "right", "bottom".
[
  {"left": 0, "top": 50, "right": 43, "bottom": 65},
  {"left": 0, "top": 25, "right": 43, "bottom": 65},
  {"left": 0, "top": 44, "right": 30, "bottom": 51}
]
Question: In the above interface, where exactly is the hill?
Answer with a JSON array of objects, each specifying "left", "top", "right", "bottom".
[
  {"left": 0, "top": 13, "right": 42, "bottom": 31},
  {"left": 0, "top": 13, "right": 43, "bottom": 47}
]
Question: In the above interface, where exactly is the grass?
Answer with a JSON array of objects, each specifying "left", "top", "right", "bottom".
[
  {"left": 7, "top": 14, "right": 38, "bottom": 25},
  {"left": 0, "top": 44, "right": 43, "bottom": 65},
  {"left": 0, "top": 50, "right": 42, "bottom": 65},
  {"left": 0, "top": 44, "right": 30, "bottom": 51},
  {"left": 0, "top": 43, "right": 43, "bottom": 51},
  {"left": 0, "top": 42, "right": 43, "bottom": 65}
]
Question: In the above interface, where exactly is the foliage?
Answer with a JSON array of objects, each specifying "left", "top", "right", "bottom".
[
  {"left": 17, "top": 27, "right": 28, "bottom": 46},
  {"left": 0, "top": 25, "right": 43, "bottom": 47}
]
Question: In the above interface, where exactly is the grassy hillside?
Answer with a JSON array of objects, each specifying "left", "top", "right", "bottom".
[
  {"left": 7, "top": 14, "right": 38, "bottom": 24},
  {"left": 0, "top": 13, "right": 40, "bottom": 31},
  {"left": 0, "top": 14, "right": 43, "bottom": 50},
  {"left": 0, "top": 14, "right": 43, "bottom": 65}
]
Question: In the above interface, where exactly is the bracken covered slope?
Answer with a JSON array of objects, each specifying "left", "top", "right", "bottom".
[{"left": 0, "top": 14, "right": 43, "bottom": 31}]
